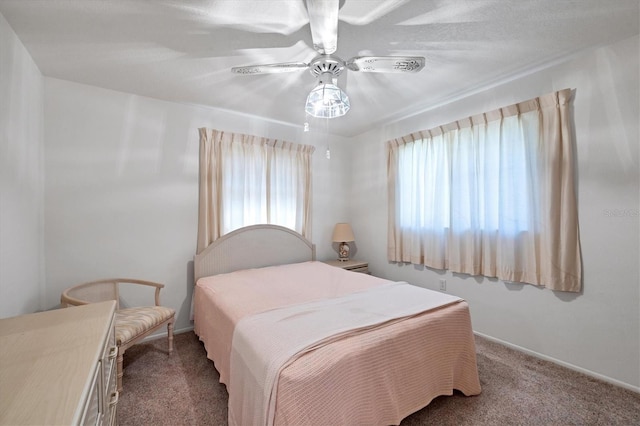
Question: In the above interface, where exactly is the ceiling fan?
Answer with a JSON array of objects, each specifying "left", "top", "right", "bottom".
[{"left": 231, "top": 0, "right": 425, "bottom": 118}]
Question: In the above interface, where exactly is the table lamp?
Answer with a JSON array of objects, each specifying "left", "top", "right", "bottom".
[{"left": 332, "top": 223, "right": 355, "bottom": 261}]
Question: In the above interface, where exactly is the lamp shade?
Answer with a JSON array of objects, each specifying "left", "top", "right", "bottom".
[{"left": 332, "top": 223, "right": 355, "bottom": 242}]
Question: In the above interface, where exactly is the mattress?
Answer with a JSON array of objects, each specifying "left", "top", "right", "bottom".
[{"left": 194, "top": 261, "right": 481, "bottom": 425}]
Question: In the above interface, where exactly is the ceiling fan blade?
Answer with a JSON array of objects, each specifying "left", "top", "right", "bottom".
[
  {"left": 346, "top": 56, "right": 425, "bottom": 73},
  {"left": 231, "top": 62, "right": 309, "bottom": 74},
  {"left": 306, "top": 0, "right": 339, "bottom": 54}
]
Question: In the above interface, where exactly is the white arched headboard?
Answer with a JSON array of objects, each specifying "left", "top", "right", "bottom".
[{"left": 193, "top": 224, "right": 316, "bottom": 282}]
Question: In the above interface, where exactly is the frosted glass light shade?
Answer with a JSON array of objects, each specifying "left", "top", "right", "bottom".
[{"left": 305, "top": 83, "right": 350, "bottom": 118}]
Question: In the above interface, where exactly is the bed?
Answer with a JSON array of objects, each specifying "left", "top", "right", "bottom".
[{"left": 193, "top": 224, "right": 481, "bottom": 426}]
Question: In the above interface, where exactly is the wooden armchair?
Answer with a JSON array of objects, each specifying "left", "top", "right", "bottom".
[{"left": 61, "top": 278, "right": 175, "bottom": 392}]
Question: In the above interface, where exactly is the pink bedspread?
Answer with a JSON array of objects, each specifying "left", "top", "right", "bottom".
[
  {"left": 194, "top": 261, "right": 481, "bottom": 425},
  {"left": 194, "top": 261, "right": 389, "bottom": 384}
]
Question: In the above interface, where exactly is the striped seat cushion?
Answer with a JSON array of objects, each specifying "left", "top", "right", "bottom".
[{"left": 115, "top": 306, "right": 175, "bottom": 345}]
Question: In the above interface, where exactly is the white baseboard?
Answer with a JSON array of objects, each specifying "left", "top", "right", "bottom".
[
  {"left": 474, "top": 331, "right": 640, "bottom": 394},
  {"left": 173, "top": 326, "right": 195, "bottom": 335},
  {"left": 140, "top": 325, "right": 194, "bottom": 344}
]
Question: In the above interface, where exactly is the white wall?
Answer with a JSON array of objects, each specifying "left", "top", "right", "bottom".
[
  {"left": 350, "top": 36, "right": 640, "bottom": 390},
  {"left": 43, "top": 78, "right": 351, "bottom": 332},
  {"left": 0, "top": 13, "right": 45, "bottom": 318}
]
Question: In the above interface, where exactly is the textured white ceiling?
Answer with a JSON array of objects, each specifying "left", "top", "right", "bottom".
[{"left": 1, "top": 0, "right": 638, "bottom": 137}]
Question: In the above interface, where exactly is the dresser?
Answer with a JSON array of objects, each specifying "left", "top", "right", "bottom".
[
  {"left": 324, "top": 259, "right": 369, "bottom": 274},
  {"left": 0, "top": 301, "right": 118, "bottom": 425}
]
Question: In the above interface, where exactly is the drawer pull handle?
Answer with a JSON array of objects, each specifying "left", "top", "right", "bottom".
[
  {"left": 109, "top": 391, "right": 119, "bottom": 407},
  {"left": 108, "top": 346, "right": 118, "bottom": 360}
]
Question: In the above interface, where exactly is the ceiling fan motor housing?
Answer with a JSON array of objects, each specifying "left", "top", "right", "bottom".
[{"left": 309, "top": 55, "right": 346, "bottom": 80}]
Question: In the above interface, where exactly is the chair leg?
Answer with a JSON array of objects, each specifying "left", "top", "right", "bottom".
[
  {"left": 167, "top": 319, "right": 174, "bottom": 355},
  {"left": 117, "top": 348, "right": 124, "bottom": 393}
]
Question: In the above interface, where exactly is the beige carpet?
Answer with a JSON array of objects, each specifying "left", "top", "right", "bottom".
[{"left": 117, "top": 331, "right": 639, "bottom": 425}]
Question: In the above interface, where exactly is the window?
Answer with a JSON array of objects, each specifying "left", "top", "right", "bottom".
[
  {"left": 396, "top": 116, "right": 537, "bottom": 236},
  {"left": 196, "top": 129, "right": 314, "bottom": 253},
  {"left": 388, "top": 89, "right": 582, "bottom": 292}
]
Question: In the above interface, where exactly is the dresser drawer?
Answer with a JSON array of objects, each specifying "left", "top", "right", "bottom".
[
  {"left": 102, "top": 323, "right": 117, "bottom": 396},
  {"left": 104, "top": 359, "right": 117, "bottom": 424},
  {"left": 103, "top": 390, "right": 119, "bottom": 426},
  {"left": 81, "top": 362, "right": 101, "bottom": 426},
  {"left": 348, "top": 266, "right": 369, "bottom": 274},
  {"left": 100, "top": 316, "right": 118, "bottom": 424}
]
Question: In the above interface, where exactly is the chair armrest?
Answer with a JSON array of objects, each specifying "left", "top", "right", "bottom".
[
  {"left": 115, "top": 279, "right": 165, "bottom": 306},
  {"left": 60, "top": 292, "right": 89, "bottom": 307},
  {"left": 61, "top": 279, "right": 117, "bottom": 307},
  {"left": 60, "top": 278, "right": 167, "bottom": 309}
]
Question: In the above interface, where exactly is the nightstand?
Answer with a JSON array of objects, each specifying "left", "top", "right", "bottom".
[{"left": 324, "top": 259, "right": 369, "bottom": 274}]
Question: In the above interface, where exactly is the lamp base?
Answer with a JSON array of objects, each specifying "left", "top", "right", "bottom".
[{"left": 338, "top": 242, "right": 350, "bottom": 261}]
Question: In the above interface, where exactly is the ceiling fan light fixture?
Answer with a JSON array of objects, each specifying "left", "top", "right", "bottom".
[
  {"left": 229, "top": 1, "right": 426, "bottom": 119},
  {"left": 305, "top": 82, "right": 350, "bottom": 118}
]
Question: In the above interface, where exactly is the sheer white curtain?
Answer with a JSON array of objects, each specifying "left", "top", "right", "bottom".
[
  {"left": 197, "top": 128, "right": 314, "bottom": 254},
  {"left": 388, "top": 89, "right": 582, "bottom": 292}
]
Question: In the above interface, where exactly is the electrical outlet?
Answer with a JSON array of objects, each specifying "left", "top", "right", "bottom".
[{"left": 439, "top": 279, "right": 446, "bottom": 291}]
